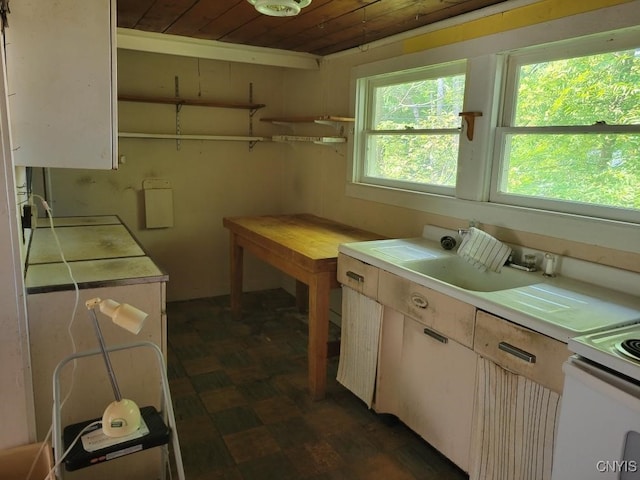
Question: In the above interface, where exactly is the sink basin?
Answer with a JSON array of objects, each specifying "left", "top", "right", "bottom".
[{"left": 402, "top": 255, "right": 541, "bottom": 292}]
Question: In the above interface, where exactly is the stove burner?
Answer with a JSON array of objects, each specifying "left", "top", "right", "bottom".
[{"left": 617, "top": 339, "right": 640, "bottom": 361}]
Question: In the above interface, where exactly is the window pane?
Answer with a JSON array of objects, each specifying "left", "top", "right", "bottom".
[
  {"left": 366, "top": 134, "right": 459, "bottom": 186},
  {"left": 514, "top": 48, "right": 640, "bottom": 126},
  {"left": 373, "top": 75, "right": 465, "bottom": 130},
  {"left": 501, "top": 133, "right": 640, "bottom": 209}
]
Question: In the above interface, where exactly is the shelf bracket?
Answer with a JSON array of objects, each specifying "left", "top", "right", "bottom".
[
  {"left": 315, "top": 119, "right": 345, "bottom": 136},
  {"left": 175, "top": 76, "right": 182, "bottom": 151},
  {"left": 248, "top": 83, "right": 255, "bottom": 151},
  {"left": 458, "top": 111, "right": 482, "bottom": 141}
]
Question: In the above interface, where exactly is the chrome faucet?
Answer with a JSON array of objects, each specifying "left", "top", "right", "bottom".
[{"left": 458, "top": 220, "right": 478, "bottom": 237}]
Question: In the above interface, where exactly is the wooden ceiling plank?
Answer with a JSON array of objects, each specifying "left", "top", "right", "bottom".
[
  {"left": 305, "top": 0, "right": 507, "bottom": 55},
  {"left": 133, "top": 0, "right": 202, "bottom": 33},
  {"left": 165, "top": 0, "right": 247, "bottom": 37},
  {"left": 116, "top": 0, "right": 157, "bottom": 29},
  {"left": 195, "top": 2, "right": 265, "bottom": 40},
  {"left": 266, "top": 0, "right": 423, "bottom": 51}
]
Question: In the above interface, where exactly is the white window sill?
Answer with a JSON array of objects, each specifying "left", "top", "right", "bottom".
[{"left": 345, "top": 181, "right": 640, "bottom": 256}]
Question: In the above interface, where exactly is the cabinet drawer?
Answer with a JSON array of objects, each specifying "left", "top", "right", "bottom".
[
  {"left": 337, "top": 254, "right": 379, "bottom": 299},
  {"left": 474, "top": 310, "right": 569, "bottom": 393},
  {"left": 377, "top": 270, "right": 475, "bottom": 348}
]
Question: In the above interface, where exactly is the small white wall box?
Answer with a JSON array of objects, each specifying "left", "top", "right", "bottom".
[{"left": 143, "top": 179, "right": 174, "bottom": 228}]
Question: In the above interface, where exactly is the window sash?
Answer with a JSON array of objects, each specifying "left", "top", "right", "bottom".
[
  {"left": 354, "top": 62, "right": 466, "bottom": 194},
  {"left": 492, "top": 126, "right": 640, "bottom": 223}
]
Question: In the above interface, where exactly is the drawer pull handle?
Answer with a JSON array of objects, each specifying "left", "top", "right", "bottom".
[
  {"left": 423, "top": 327, "right": 448, "bottom": 344},
  {"left": 499, "top": 342, "right": 536, "bottom": 364},
  {"left": 411, "top": 294, "right": 428, "bottom": 309},
  {"left": 346, "top": 271, "right": 364, "bottom": 283}
]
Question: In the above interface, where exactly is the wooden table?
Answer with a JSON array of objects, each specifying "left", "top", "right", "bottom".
[{"left": 222, "top": 214, "right": 383, "bottom": 400}]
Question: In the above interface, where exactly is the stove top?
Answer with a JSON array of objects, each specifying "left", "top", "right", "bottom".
[
  {"left": 570, "top": 323, "right": 640, "bottom": 383},
  {"left": 618, "top": 338, "right": 640, "bottom": 361}
]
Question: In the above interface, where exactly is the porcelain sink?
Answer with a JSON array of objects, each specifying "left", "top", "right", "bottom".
[{"left": 402, "top": 255, "right": 541, "bottom": 292}]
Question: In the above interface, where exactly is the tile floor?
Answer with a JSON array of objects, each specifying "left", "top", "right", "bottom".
[{"left": 166, "top": 288, "right": 468, "bottom": 480}]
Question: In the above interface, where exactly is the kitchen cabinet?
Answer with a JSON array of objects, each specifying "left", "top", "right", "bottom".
[
  {"left": 397, "top": 312, "right": 477, "bottom": 471},
  {"left": 469, "top": 311, "right": 568, "bottom": 480},
  {"left": 25, "top": 217, "right": 168, "bottom": 479},
  {"left": 5, "top": 0, "right": 117, "bottom": 169}
]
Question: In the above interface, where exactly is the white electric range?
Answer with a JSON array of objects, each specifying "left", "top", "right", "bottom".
[
  {"left": 570, "top": 323, "right": 640, "bottom": 382},
  {"left": 553, "top": 322, "right": 640, "bottom": 480}
]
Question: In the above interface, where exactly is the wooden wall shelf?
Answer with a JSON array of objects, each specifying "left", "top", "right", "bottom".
[
  {"left": 119, "top": 132, "right": 265, "bottom": 143},
  {"left": 119, "top": 94, "right": 266, "bottom": 112},
  {"left": 261, "top": 115, "right": 354, "bottom": 124},
  {"left": 272, "top": 135, "right": 346, "bottom": 145}
]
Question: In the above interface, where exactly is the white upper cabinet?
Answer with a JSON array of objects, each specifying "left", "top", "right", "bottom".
[{"left": 5, "top": 0, "right": 117, "bottom": 169}]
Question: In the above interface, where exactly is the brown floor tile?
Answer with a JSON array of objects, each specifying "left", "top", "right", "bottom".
[
  {"left": 224, "top": 364, "right": 270, "bottom": 385},
  {"left": 284, "top": 440, "right": 345, "bottom": 477},
  {"left": 303, "top": 401, "right": 361, "bottom": 436},
  {"left": 223, "top": 426, "right": 282, "bottom": 464},
  {"left": 352, "top": 452, "right": 417, "bottom": 479},
  {"left": 168, "top": 376, "right": 197, "bottom": 398},
  {"left": 201, "top": 385, "right": 248, "bottom": 413},
  {"left": 252, "top": 396, "right": 302, "bottom": 424},
  {"left": 175, "top": 414, "right": 220, "bottom": 443},
  {"left": 181, "top": 354, "right": 223, "bottom": 377}
]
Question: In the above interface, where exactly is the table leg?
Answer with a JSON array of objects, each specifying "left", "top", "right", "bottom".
[
  {"left": 229, "top": 232, "right": 243, "bottom": 318},
  {"left": 295, "top": 281, "right": 309, "bottom": 313},
  {"left": 307, "top": 271, "right": 331, "bottom": 400}
]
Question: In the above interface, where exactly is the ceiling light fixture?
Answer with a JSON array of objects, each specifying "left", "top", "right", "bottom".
[{"left": 248, "top": 0, "right": 311, "bottom": 17}]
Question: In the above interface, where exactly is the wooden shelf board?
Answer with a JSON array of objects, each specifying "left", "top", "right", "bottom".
[
  {"left": 118, "top": 94, "right": 265, "bottom": 111},
  {"left": 272, "top": 135, "right": 346, "bottom": 144},
  {"left": 118, "top": 132, "right": 265, "bottom": 142},
  {"left": 261, "top": 115, "right": 355, "bottom": 123}
]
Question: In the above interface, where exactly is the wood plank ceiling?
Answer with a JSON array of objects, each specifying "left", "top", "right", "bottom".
[{"left": 117, "top": 0, "right": 508, "bottom": 56}]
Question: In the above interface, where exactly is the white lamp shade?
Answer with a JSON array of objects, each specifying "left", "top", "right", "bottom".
[
  {"left": 102, "top": 398, "right": 141, "bottom": 437},
  {"left": 249, "top": 0, "right": 311, "bottom": 17},
  {"left": 99, "top": 299, "right": 148, "bottom": 334}
]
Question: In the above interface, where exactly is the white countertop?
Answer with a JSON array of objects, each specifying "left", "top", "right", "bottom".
[
  {"left": 25, "top": 216, "right": 167, "bottom": 293},
  {"left": 28, "top": 224, "right": 144, "bottom": 264},
  {"left": 339, "top": 236, "right": 640, "bottom": 343}
]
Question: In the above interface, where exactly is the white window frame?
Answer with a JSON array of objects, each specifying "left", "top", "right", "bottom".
[
  {"left": 353, "top": 61, "right": 466, "bottom": 197},
  {"left": 491, "top": 29, "right": 640, "bottom": 223}
]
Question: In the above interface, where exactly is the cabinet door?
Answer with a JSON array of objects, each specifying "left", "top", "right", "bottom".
[
  {"left": 398, "top": 314, "right": 477, "bottom": 472},
  {"left": 5, "top": 0, "right": 117, "bottom": 169}
]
